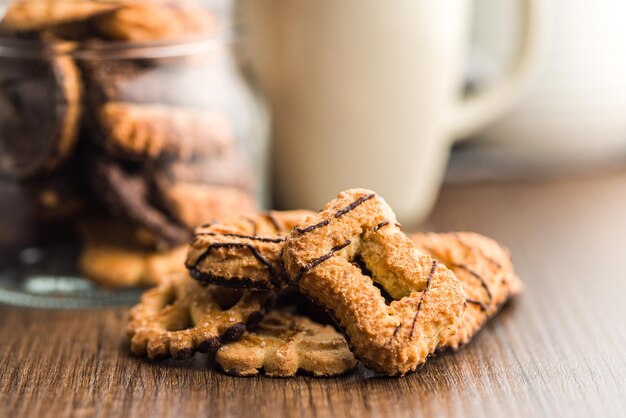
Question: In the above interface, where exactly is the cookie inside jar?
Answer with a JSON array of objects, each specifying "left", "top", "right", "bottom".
[{"left": 0, "top": 0, "right": 269, "bottom": 306}]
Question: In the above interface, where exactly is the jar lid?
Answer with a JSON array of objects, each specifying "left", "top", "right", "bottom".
[{"left": 0, "top": 0, "right": 234, "bottom": 58}]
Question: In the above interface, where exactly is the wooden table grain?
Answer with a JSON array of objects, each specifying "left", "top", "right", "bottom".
[{"left": 2, "top": 170, "right": 626, "bottom": 418}]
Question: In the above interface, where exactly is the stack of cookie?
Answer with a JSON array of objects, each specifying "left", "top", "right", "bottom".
[
  {"left": 0, "top": 1, "right": 258, "bottom": 284},
  {"left": 127, "top": 189, "right": 522, "bottom": 377}
]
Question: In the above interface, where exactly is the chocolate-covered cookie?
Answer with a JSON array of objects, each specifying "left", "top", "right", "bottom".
[
  {"left": 91, "top": 157, "right": 190, "bottom": 251},
  {"left": 0, "top": 168, "right": 86, "bottom": 248},
  {"left": 79, "top": 56, "right": 236, "bottom": 162},
  {"left": 0, "top": 179, "right": 38, "bottom": 248},
  {"left": 0, "top": 55, "right": 82, "bottom": 179},
  {"left": 151, "top": 156, "right": 257, "bottom": 229},
  {"left": 94, "top": 102, "right": 234, "bottom": 161},
  {"left": 153, "top": 152, "right": 256, "bottom": 192},
  {"left": 0, "top": 155, "right": 85, "bottom": 220}
]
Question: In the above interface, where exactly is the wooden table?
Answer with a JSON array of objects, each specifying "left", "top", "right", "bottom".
[{"left": 2, "top": 170, "right": 626, "bottom": 418}]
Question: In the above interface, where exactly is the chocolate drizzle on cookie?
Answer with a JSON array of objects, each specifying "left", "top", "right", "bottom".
[
  {"left": 265, "top": 212, "right": 282, "bottom": 232},
  {"left": 294, "top": 240, "right": 352, "bottom": 283},
  {"left": 374, "top": 221, "right": 390, "bottom": 231},
  {"left": 388, "top": 323, "right": 403, "bottom": 345},
  {"left": 409, "top": 260, "right": 438, "bottom": 339},
  {"left": 295, "top": 193, "right": 376, "bottom": 234},
  {"left": 295, "top": 219, "right": 330, "bottom": 234},
  {"left": 245, "top": 217, "right": 258, "bottom": 236},
  {"left": 335, "top": 193, "right": 376, "bottom": 217},
  {"left": 466, "top": 299, "right": 489, "bottom": 312},
  {"left": 450, "top": 263, "right": 493, "bottom": 303},
  {"left": 372, "top": 220, "right": 402, "bottom": 232},
  {"left": 454, "top": 233, "right": 503, "bottom": 269}
]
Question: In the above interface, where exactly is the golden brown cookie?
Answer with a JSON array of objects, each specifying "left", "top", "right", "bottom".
[
  {"left": 282, "top": 189, "right": 466, "bottom": 376},
  {"left": 216, "top": 310, "right": 357, "bottom": 377},
  {"left": 79, "top": 242, "right": 187, "bottom": 288},
  {"left": 93, "top": 2, "right": 217, "bottom": 42},
  {"left": 0, "top": 55, "right": 81, "bottom": 179},
  {"left": 127, "top": 273, "right": 273, "bottom": 360},
  {"left": 80, "top": 244, "right": 187, "bottom": 288},
  {"left": 151, "top": 153, "right": 256, "bottom": 199},
  {"left": 0, "top": 0, "right": 118, "bottom": 33},
  {"left": 96, "top": 102, "right": 234, "bottom": 161},
  {"left": 78, "top": 220, "right": 187, "bottom": 288},
  {"left": 153, "top": 180, "right": 257, "bottom": 230},
  {"left": 0, "top": 164, "right": 86, "bottom": 223},
  {"left": 410, "top": 232, "right": 522, "bottom": 349},
  {"left": 186, "top": 210, "right": 315, "bottom": 290}
]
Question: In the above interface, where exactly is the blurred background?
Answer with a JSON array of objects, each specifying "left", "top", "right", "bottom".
[{"left": 450, "top": 0, "right": 626, "bottom": 182}]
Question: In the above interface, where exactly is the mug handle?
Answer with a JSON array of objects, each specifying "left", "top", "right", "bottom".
[{"left": 449, "top": 0, "right": 542, "bottom": 140}]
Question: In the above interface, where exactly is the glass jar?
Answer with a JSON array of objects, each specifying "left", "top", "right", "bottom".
[{"left": 0, "top": 0, "right": 269, "bottom": 308}]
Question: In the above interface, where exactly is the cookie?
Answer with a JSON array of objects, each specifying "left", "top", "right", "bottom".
[
  {"left": 215, "top": 310, "right": 357, "bottom": 377},
  {"left": 127, "top": 273, "right": 273, "bottom": 360},
  {"left": 91, "top": 158, "right": 190, "bottom": 251},
  {"left": 32, "top": 178, "right": 85, "bottom": 222},
  {"left": 0, "top": 0, "right": 118, "bottom": 33},
  {"left": 95, "top": 102, "right": 234, "bottom": 161},
  {"left": 410, "top": 232, "right": 523, "bottom": 349},
  {"left": 0, "top": 55, "right": 81, "bottom": 179},
  {"left": 186, "top": 210, "right": 315, "bottom": 290},
  {"left": 93, "top": 2, "right": 217, "bottom": 42},
  {"left": 78, "top": 220, "right": 187, "bottom": 288},
  {"left": 153, "top": 181, "right": 257, "bottom": 230},
  {"left": 0, "top": 180, "right": 38, "bottom": 248},
  {"left": 151, "top": 152, "right": 256, "bottom": 196},
  {"left": 282, "top": 189, "right": 466, "bottom": 376},
  {"left": 0, "top": 165, "right": 86, "bottom": 223}
]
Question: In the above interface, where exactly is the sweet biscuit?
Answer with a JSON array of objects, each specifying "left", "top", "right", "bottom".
[
  {"left": 410, "top": 232, "right": 522, "bottom": 349},
  {"left": 0, "top": 166, "right": 86, "bottom": 223},
  {"left": 0, "top": 0, "right": 118, "bottom": 33},
  {"left": 80, "top": 244, "right": 187, "bottom": 288},
  {"left": 186, "top": 210, "right": 315, "bottom": 290},
  {"left": 78, "top": 220, "right": 188, "bottom": 288},
  {"left": 156, "top": 183, "right": 256, "bottom": 230},
  {"left": 152, "top": 178, "right": 257, "bottom": 230},
  {"left": 151, "top": 153, "right": 256, "bottom": 200},
  {"left": 0, "top": 55, "right": 81, "bottom": 179},
  {"left": 282, "top": 189, "right": 466, "bottom": 376},
  {"left": 93, "top": 2, "right": 217, "bottom": 42},
  {"left": 215, "top": 310, "right": 357, "bottom": 377},
  {"left": 91, "top": 158, "right": 190, "bottom": 251},
  {"left": 127, "top": 273, "right": 273, "bottom": 360},
  {"left": 96, "top": 102, "right": 234, "bottom": 161}
]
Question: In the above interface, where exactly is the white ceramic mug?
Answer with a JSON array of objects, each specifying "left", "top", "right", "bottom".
[
  {"left": 458, "top": 0, "right": 626, "bottom": 178},
  {"left": 243, "top": 0, "right": 540, "bottom": 225}
]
